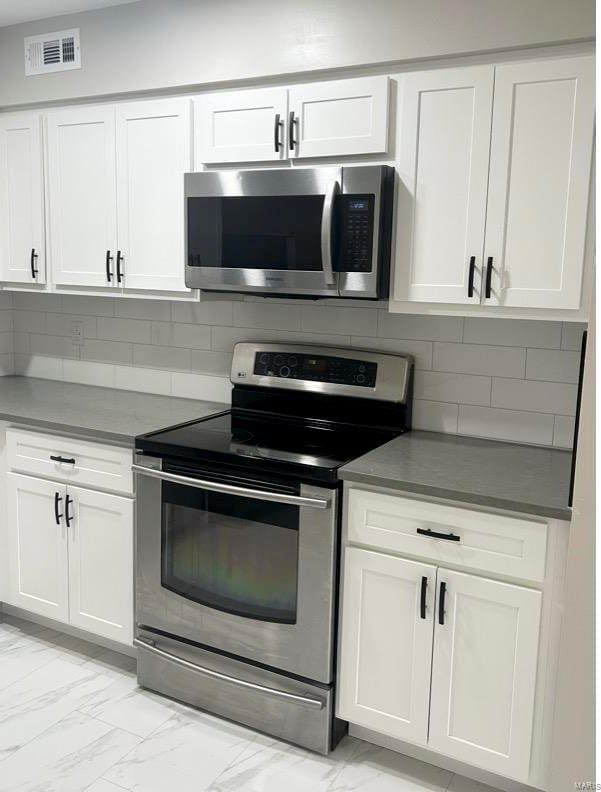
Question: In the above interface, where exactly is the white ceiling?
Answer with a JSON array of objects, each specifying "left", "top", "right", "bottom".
[{"left": 0, "top": 0, "right": 141, "bottom": 28}]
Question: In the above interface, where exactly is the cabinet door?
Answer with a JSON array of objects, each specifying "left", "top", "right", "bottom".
[
  {"left": 6, "top": 473, "right": 68, "bottom": 622},
  {"left": 67, "top": 485, "right": 133, "bottom": 645},
  {"left": 116, "top": 98, "right": 192, "bottom": 293},
  {"left": 288, "top": 76, "right": 389, "bottom": 158},
  {"left": 194, "top": 88, "right": 288, "bottom": 164},
  {"left": 394, "top": 66, "right": 493, "bottom": 304},
  {"left": 337, "top": 547, "right": 436, "bottom": 745},
  {"left": 429, "top": 568, "right": 541, "bottom": 780},
  {"left": 47, "top": 106, "right": 119, "bottom": 289},
  {"left": 484, "top": 56, "right": 594, "bottom": 309},
  {"left": 0, "top": 113, "right": 45, "bottom": 284}
]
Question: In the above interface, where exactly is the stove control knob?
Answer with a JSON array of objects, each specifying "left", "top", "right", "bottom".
[{"left": 279, "top": 366, "right": 291, "bottom": 378}]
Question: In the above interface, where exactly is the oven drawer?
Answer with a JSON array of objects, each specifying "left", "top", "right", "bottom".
[
  {"left": 346, "top": 487, "right": 548, "bottom": 583},
  {"left": 135, "top": 629, "right": 338, "bottom": 754},
  {"left": 7, "top": 429, "right": 133, "bottom": 495}
]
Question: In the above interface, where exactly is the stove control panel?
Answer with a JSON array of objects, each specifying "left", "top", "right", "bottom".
[{"left": 253, "top": 351, "right": 377, "bottom": 387}]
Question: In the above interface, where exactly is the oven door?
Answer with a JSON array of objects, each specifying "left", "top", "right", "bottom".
[
  {"left": 134, "top": 455, "right": 338, "bottom": 684},
  {"left": 185, "top": 168, "right": 341, "bottom": 297}
]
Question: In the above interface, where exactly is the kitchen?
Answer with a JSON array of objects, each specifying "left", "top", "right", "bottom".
[{"left": 0, "top": 1, "right": 595, "bottom": 790}]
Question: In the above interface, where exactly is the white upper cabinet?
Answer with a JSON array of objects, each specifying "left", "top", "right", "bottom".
[
  {"left": 194, "top": 77, "right": 389, "bottom": 165},
  {"left": 337, "top": 547, "right": 436, "bottom": 745},
  {"left": 484, "top": 56, "right": 594, "bottom": 310},
  {"left": 194, "top": 88, "right": 288, "bottom": 164},
  {"left": 0, "top": 113, "right": 46, "bottom": 285},
  {"left": 288, "top": 76, "right": 389, "bottom": 159},
  {"left": 393, "top": 55, "right": 594, "bottom": 314},
  {"left": 47, "top": 106, "right": 118, "bottom": 289},
  {"left": 429, "top": 569, "right": 542, "bottom": 780},
  {"left": 395, "top": 66, "right": 494, "bottom": 304},
  {"left": 116, "top": 98, "right": 192, "bottom": 292}
]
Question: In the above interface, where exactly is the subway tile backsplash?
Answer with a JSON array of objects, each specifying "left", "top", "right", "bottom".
[{"left": 1, "top": 292, "right": 586, "bottom": 450}]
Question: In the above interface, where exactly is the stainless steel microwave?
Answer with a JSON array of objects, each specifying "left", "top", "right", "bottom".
[{"left": 184, "top": 165, "right": 395, "bottom": 299}]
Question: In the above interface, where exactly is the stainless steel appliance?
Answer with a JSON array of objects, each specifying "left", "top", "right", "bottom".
[
  {"left": 133, "top": 342, "right": 412, "bottom": 753},
  {"left": 184, "top": 166, "right": 395, "bottom": 298}
]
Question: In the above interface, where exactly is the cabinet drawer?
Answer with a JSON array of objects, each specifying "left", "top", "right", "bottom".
[
  {"left": 6, "top": 429, "right": 133, "bottom": 495},
  {"left": 347, "top": 488, "right": 547, "bottom": 583}
]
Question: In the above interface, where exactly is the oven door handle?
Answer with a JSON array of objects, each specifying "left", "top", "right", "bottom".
[
  {"left": 134, "top": 637, "right": 325, "bottom": 710},
  {"left": 132, "top": 464, "right": 330, "bottom": 509},
  {"left": 320, "top": 179, "right": 339, "bottom": 286}
]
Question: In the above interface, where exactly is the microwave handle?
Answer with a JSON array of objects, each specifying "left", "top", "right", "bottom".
[{"left": 320, "top": 180, "right": 339, "bottom": 286}]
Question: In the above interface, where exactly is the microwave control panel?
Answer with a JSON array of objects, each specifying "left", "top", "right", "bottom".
[
  {"left": 253, "top": 351, "right": 377, "bottom": 387},
  {"left": 338, "top": 194, "right": 375, "bottom": 273}
]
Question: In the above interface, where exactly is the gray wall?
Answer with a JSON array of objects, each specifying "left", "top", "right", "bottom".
[{"left": 0, "top": 0, "right": 595, "bottom": 108}]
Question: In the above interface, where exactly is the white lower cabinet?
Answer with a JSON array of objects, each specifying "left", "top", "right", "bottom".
[
  {"left": 67, "top": 485, "right": 133, "bottom": 644},
  {"left": 338, "top": 548, "right": 436, "bottom": 745},
  {"left": 7, "top": 473, "right": 69, "bottom": 622},
  {"left": 429, "top": 569, "right": 541, "bottom": 780},
  {"left": 5, "top": 470, "right": 133, "bottom": 646},
  {"left": 338, "top": 487, "right": 552, "bottom": 784}
]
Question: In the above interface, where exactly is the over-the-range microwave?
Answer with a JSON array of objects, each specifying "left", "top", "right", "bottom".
[{"left": 184, "top": 165, "right": 395, "bottom": 299}]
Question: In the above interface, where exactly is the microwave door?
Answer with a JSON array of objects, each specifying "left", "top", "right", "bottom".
[{"left": 185, "top": 168, "right": 342, "bottom": 297}]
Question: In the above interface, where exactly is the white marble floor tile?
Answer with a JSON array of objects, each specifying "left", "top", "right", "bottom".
[
  {"left": 86, "top": 780, "right": 130, "bottom": 792},
  {"left": 0, "top": 655, "right": 120, "bottom": 758},
  {"left": 78, "top": 673, "right": 183, "bottom": 737},
  {"left": 103, "top": 709, "right": 265, "bottom": 792},
  {"left": 447, "top": 774, "right": 502, "bottom": 792},
  {"left": 0, "top": 710, "right": 140, "bottom": 792}
]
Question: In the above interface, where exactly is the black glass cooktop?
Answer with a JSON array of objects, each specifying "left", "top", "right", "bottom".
[{"left": 137, "top": 410, "right": 401, "bottom": 484}]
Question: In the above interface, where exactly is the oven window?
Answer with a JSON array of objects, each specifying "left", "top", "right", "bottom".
[
  {"left": 161, "top": 482, "right": 299, "bottom": 624},
  {"left": 187, "top": 195, "right": 324, "bottom": 271}
]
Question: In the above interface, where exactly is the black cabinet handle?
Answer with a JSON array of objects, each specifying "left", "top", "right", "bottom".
[
  {"left": 288, "top": 111, "right": 296, "bottom": 151},
  {"left": 420, "top": 576, "right": 427, "bottom": 619},
  {"left": 65, "top": 494, "right": 73, "bottom": 528},
  {"left": 438, "top": 581, "right": 447, "bottom": 625},
  {"left": 274, "top": 113, "right": 282, "bottom": 153},
  {"left": 54, "top": 492, "right": 63, "bottom": 526},
  {"left": 467, "top": 255, "right": 476, "bottom": 298},
  {"left": 116, "top": 250, "right": 124, "bottom": 283},
  {"left": 50, "top": 455, "right": 76, "bottom": 464},
  {"left": 485, "top": 256, "right": 493, "bottom": 299},
  {"left": 105, "top": 250, "right": 113, "bottom": 282},
  {"left": 416, "top": 527, "right": 460, "bottom": 542},
  {"left": 30, "top": 248, "right": 39, "bottom": 279}
]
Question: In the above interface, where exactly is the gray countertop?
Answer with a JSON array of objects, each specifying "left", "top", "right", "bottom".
[
  {"left": 0, "top": 376, "right": 227, "bottom": 445},
  {"left": 340, "top": 430, "right": 573, "bottom": 521}
]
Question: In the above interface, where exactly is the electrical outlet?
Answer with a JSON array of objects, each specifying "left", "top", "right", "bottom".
[{"left": 71, "top": 321, "right": 84, "bottom": 346}]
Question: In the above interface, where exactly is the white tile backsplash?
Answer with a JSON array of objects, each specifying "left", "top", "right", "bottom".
[
  {"left": 433, "top": 342, "right": 526, "bottom": 378},
  {"left": 525, "top": 348, "right": 581, "bottom": 383},
  {"left": 492, "top": 377, "right": 577, "bottom": 415},
  {"left": 2, "top": 293, "right": 585, "bottom": 450}
]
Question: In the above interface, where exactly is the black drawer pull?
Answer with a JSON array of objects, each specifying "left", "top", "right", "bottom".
[
  {"left": 485, "top": 256, "right": 493, "bottom": 299},
  {"left": 30, "top": 248, "right": 39, "bottom": 279},
  {"left": 467, "top": 255, "right": 476, "bottom": 297},
  {"left": 65, "top": 494, "right": 73, "bottom": 528},
  {"left": 439, "top": 581, "right": 447, "bottom": 625},
  {"left": 50, "top": 455, "right": 76, "bottom": 464},
  {"left": 54, "top": 492, "right": 63, "bottom": 526},
  {"left": 416, "top": 527, "right": 460, "bottom": 542},
  {"left": 420, "top": 576, "right": 427, "bottom": 620}
]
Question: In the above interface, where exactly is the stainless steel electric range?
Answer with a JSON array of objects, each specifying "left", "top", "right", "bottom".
[{"left": 133, "top": 342, "right": 413, "bottom": 754}]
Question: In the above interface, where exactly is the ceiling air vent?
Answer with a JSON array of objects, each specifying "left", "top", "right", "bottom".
[{"left": 24, "top": 29, "right": 81, "bottom": 75}]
